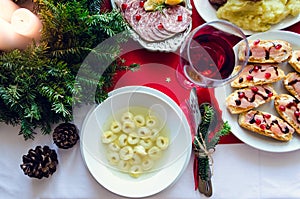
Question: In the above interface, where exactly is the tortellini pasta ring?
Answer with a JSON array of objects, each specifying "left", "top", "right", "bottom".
[
  {"left": 142, "top": 157, "right": 154, "bottom": 171},
  {"left": 149, "top": 128, "right": 160, "bottom": 141},
  {"left": 118, "top": 160, "right": 130, "bottom": 172},
  {"left": 101, "top": 131, "right": 117, "bottom": 143},
  {"left": 156, "top": 136, "right": 169, "bottom": 150},
  {"left": 119, "top": 146, "right": 134, "bottom": 160},
  {"left": 137, "top": 126, "right": 151, "bottom": 138},
  {"left": 108, "top": 142, "right": 120, "bottom": 152},
  {"left": 148, "top": 146, "right": 162, "bottom": 160},
  {"left": 122, "top": 121, "right": 135, "bottom": 134},
  {"left": 133, "top": 115, "right": 146, "bottom": 127},
  {"left": 118, "top": 134, "right": 128, "bottom": 147},
  {"left": 121, "top": 112, "right": 134, "bottom": 122},
  {"left": 139, "top": 139, "right": 153, "bottom": 149},
  {"left": 134, "top": 145, "right": 147, "bottom": 156},
  {"left": 107, "top": 151, "right": 120, "bottom": 165},
  {"left": 129, "top": 165, "right": 143, "bottom": 178},
  {"left": 146, "top": 116, "right": 157, "bottom": 128},
  {"left": 129, "top": 153, "right": 142, "bottom": 165},
  {"left": 110, "top": 121, "right": 122, "bottom": 133},
  {"left": 127, "top": 133, "right": 140, "bottom": 145}
]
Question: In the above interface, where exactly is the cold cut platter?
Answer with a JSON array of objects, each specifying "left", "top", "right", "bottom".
[{"left": 112, "top": 0, "right": 192, "bottom": 52}]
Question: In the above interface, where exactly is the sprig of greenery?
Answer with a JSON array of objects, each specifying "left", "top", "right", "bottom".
[
  {"left": 0, "top": 0, "right": 138, "bottom": 139},
  {"left": 194, "top": 103, "right": 231, "bottom": 181},
  {"left": 207, "top": 121, "right": 231, "bottom": 150},
  {"left": 154, "top": 3, "right": 167, "bottom": 12}
]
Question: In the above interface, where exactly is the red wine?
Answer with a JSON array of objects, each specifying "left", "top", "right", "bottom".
[{"left": 182, "top": 34, "right": 236, "bottom": 80}]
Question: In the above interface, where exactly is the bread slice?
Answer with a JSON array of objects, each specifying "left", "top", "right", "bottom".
[
  {"left": 226, "top": 84, "right": 277, "bottom": 114},
  {"left": 288, "top": 50, "right": 300, "bottom": 73},
  {"left": 239, "top": 110, "right": 294, "bottom": 142},
  {"left": 231, "top": 64, "right": 285, "bottom": 88},
  {"left": 274, "top": 94, "right": 300, "bottom": 135},
  {"left": 283, "top": 72, "right": 300, "bottom": 100},
  {"left": 239, "top": 39, "right": 292, "bottom": 63}
]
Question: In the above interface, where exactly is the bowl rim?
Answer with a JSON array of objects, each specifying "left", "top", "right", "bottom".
[{"left": 79, "top": 87, "right": 192, "bottom": 197}]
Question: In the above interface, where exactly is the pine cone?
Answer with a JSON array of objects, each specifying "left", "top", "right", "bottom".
[
  {"left": 20, "top": 146, "right": 58, "bottom": 179},
  {"left": 53, "top": 123, "right": 79, "bottom": 149}
]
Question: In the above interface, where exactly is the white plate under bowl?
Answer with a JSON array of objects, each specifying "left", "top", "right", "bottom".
[
  {"left": 194, "top": 0, "right": 300, "bottom": 35},
  {"left": 215, "top": 30, "right": 300, "bottom": 153},
  {"left": 80, "top": 86, "right": 192, "bottom": 197}
]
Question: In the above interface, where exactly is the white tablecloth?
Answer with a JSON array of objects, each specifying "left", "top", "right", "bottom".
[{"left": 1, "top": 122, "right": 300, "bottom": 199}]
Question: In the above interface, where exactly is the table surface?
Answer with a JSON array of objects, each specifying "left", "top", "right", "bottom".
[{"left": 1, "top": 0, "right": 300, "bottom": 198}]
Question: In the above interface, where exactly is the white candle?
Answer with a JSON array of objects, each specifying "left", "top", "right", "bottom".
[
  {"left": 0, "top": 0, "right": 19, "bottom": 22},
  {"left": 11, "top": 8, "right": 43, "bottom": 41},
  {"left": 0, "top": 17, "right": 31, "bottom": 51}
]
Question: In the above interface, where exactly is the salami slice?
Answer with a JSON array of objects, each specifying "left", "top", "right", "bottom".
[
  {"left": 116, "top": 0, "right": 191, "bottom": 42},
  {"left": 161, "top": 5, "right": 192, "bottom": 33},
  {"left": 135, "top": 12, "right": 161, "bottom": 42},
  {"left": 147, "top": 12, "right": 175, "bottom": 41}
]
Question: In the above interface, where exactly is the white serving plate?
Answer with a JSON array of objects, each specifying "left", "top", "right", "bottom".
[
  {"left": 80, "top": 86, "right": 192, "bottom": 197},
  {"left": 215, "top": 30, "right": 300, "bottom": 153},
  {"left": 194, "top": 0, "right": 300, "bottom": 35}
]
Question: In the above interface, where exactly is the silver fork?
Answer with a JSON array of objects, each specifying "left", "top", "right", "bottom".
[{"left": 188, "top": 87, "right": 201, "bottom": 134}]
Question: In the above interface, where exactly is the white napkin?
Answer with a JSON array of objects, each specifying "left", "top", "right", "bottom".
[{"left": 1, "top": 122, "right": 300, "bottom": 199}]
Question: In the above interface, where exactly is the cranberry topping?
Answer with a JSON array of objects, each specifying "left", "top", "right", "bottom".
[
  {"left": 139, "top": 1, "right": 144, "bottom": 7},
  {"left": 121, "top": 3, "right": 128, "bottom": 11},
  {"left": 275, "top": 44, "right": 282, "bottom": 50},
  {"left": 279, "top": 105, "right": 286, "bottom": 111},
  {"left": 294, "top": 111, "right": 300, "bottom": 117},
  {"left": 268, "top": 92, "right": 273, "bottom": 97},
  {"left": 253, "top": 39, "right": 260, "bottom": 45},
  {"left": 238, "top": 92, "right": 245, "bottom": 99},
  {"left": 157, "top": 23, "right": 164, "bottom": 30},
  {"left": 251, "top": 87, "right": 258, "bottom": 93},
  {"left": 135, "top": 14, "right": 141, "bottom": 21},
  {"left": 246, "top": 75, "right": 253, "bottom": 81},
  {"left": 265, "top": 72, "right": 271, "bottom": 79},
  {"left": 255, "top": 119, "right": 261, "bottom": 125},
  {"left": 177, "top": 15, "right": 183, "bottom": 21},
  {"left": 264, "top": 114, "right": 271, "bottom": 119},
  {"left": 260, "top": 124, "right": 266, "bottom": 130},
  {"left": 253, "top": 65, "right": 260, "bottom": 72}
]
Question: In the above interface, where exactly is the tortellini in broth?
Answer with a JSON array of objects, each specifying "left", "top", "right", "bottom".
[{"left": 101, "top": 107, "right": 169, "bottom": 178}]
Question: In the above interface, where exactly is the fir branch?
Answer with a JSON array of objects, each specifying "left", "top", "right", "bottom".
[
  {"left": 195, "top": 103, "right": 231, "bottom": 150},
  {"left": 194, "top": 103, "right": 231, "bottom": 184},
  {"left": 0, "top": 0, "right": 135, "bottom": 139},
  {"left": 198, "top": 156, "right": 209, "bottom": 181},
  {"left": 207, "top": 121, "right": 231, "bottom": 150},
  {"left": 194, "top": 103, "right": 215, "bottom": 147},
  {"left": 19, "top": 119, "right": 36, "bottom": 140},
  {"left": 86, "top": 10, "right": 130, "bottom": 39}
]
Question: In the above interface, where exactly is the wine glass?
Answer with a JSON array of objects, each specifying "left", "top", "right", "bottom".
[{"left": 176, "top": 20, "right": 250, "bottom": 88}]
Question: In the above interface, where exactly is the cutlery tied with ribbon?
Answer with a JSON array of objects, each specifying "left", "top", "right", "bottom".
[{"left": 189, "top": 88, "right": 231, "bottom": 197}]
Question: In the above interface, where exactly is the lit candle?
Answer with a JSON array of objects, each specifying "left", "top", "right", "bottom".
[
  {"left": 0, "top": 0, "right": 19, "bottom": 22},
  {"left": 11, "top": 8, "right": 43, "bottom": 41},
  {"left": 0, "top": 17, "right": 31, "bottom": 51}
]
